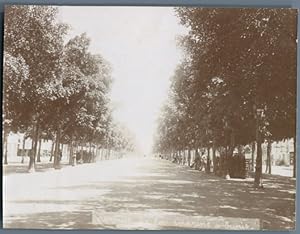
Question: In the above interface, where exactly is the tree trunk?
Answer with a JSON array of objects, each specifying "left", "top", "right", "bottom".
[
  {"left": 254, "top": 105, "right": 264, "bottom": 188},
  {"left": 293, "top": 136, "right": 296, "bottom": 178},
  {"left": 254, "top": 138, "right": 263, "bottom": 188},
  {"left": 60, "top": 144, "right": 64, "bottom": 162},
  {"left": 223, "top": 146, "right": 228, "bottom": 177},
  {"left": 188, "top": 149, "right": 191, "bottom": 166},
  {"left": 36, "top": 138, "right": 42, "bottom": 162},
  {"left": 108, "top": 149, "right": 111, "bottom": 160},
  {"left": 53, "top": 129, "right": 61, "bottom": 169},
  {"left": 72, "top": 141, "right": 77, "bottom": 166},
  {"left": 179, "top": 150, "right": 184, "bottom": 165},
  {"left": 69, "top": 136, "right": 73, "bottom": 165},
  {"left": 206, "top": 147, "right": 211, "bottom": 173},
  {"left": 3, "top": 131, "right": 8, "bottom": 165},
  {"left": 49, "top": 140, "right": 55, "bottom": 162},
  {"left": 69, "top": 142, "right": 73, "bottom": 165},
  {"left": 266, "top": 139, "right": 272, "bottom": 174},
  {"left": 229, "top": 131, "right": 235, "bottom": 157},
  {"left": 29, "top": 135, "right": 34, "bottom": 166},
  {"left": 95, "top": 146, "right": 98, "bottom": 162},
  {"left": 53, "top": 134, "right": 58, "bottom": 168},
  {"left": 89, "top": 142, "right": 92, "bottom": 163},
  {"left": 265, "top": 155, "right": 268, "bottom": 174},
  {"left": 28, "top": 120, "right": 39, "bottom": 173},
  {"left": 80, "top": 145, "right": 84, "bottom": 162},
  {"left": 212, "top": 145, "right": 216, "bottom": 173},
  {"left": 179, "top": 150, "right": 185, "bottom": 165},
  {"left": 21, "top": 136, "right": 26, "bottom": 163},
  {"left": 251, "top": 141, "right": 255, "bottom": 171},
  {"left": 226, "top": 131, "right": 235, "bottom": 179}
]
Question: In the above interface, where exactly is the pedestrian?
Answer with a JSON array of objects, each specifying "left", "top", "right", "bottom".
[
  {"left": 72, "top": 150, "right": 77, "bottom": 166},
  {"left": 59, "top": 149, "right": 63, "bottom": 161}
]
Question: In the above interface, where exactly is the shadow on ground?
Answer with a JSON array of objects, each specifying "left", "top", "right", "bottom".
[
  {"left": 3, "top": 161, "right": 78, "bottom": 175},
  {"left": 4, "top": 159, "right": 296, "bottom": 230},
  {"left": 4, "top": 211, "right": 95, "bottom": 229}
]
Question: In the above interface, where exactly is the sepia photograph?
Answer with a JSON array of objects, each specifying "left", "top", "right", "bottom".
[{"left": 2, "top": 5, "right": 297, "bottom": 230}]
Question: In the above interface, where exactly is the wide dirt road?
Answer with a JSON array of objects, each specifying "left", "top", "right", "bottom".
[{"left": 3, "top": 157, "right": 295, "bottom": 230}]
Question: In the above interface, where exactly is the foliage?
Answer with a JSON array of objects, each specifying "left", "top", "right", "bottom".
[
  {"left": 154, "top": 8, "right": 296, "bottom": 161},
  {"left": 3, "top": 5, "right": 135, "bottom": 168}
]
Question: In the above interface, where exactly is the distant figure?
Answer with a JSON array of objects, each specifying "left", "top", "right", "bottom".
[
  {"left": 144, "top": 154, "right": 146, "bottom": 157},
  {"left": 72, "top": 151, "right": 77, "bottom": 166},
  {"left": 59, "top": 149, "right": 63, "bottom": 161}
]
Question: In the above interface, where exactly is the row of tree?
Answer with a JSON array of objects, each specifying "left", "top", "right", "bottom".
[
  {"left": 3, "top": 5, "right": 135, "bottom": 171},
  {"left": 153, "top": 8, "right": 297, "bottom": 185}
]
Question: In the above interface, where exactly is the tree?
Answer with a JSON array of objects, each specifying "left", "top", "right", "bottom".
[
  {"left": 154, "top": 8, "right": 297, "bottom": 183},
  {"left": 3, "top": 52, "right": 29, "bottom": 164},
  {"left": 3, "top": 6, "right": 129, "bottom": 171},
  {"left": 4, "top": 5, "right": 68, "bottom": 171},
  {"left": 51, "top": 33, "right": 113, "bottom": 167}
]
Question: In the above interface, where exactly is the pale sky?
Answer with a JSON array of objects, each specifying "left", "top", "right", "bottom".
[{"left": 59, "top": 6, "right": 187, "bottom": 154}]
